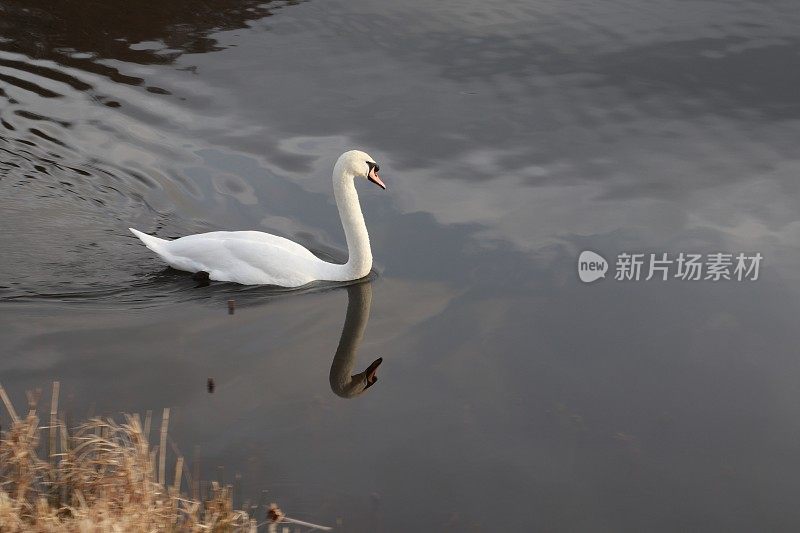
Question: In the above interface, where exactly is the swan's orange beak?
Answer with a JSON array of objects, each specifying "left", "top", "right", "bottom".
[{"left": 368, "top": 167, "right": 386, "bottom": 189}]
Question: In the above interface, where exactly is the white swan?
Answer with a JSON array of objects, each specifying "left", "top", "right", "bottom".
[{"left": 129, "top": 150, "right": 385, "bottom": 287}]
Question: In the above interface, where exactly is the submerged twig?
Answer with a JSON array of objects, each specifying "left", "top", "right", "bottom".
[{"left": 267, "top": 503, "right": 333, "bottom": 531}]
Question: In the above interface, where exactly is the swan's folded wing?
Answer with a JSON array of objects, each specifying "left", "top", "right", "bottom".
[
  {"left": 160, "top": 235, "right": 235, "bottom": 274},
  {"left": 154, "top": 231, "right": 320, "bottom": 286},
  {"left": 220, "top": 231, "right": 318, "bottom": 260},
  {"left": 221, "top": 236, "right": 319, "bottom": 286}
]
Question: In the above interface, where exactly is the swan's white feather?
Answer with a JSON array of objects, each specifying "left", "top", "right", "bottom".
[{"left": 130, "top": 229, "right": 328, "bottom": 287}]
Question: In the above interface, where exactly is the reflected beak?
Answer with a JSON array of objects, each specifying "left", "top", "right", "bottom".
[
  {"left": 368, "top": 167, "right": 386, "bottom": 189},
  {"left": 363, "top": 357, "right": 383, "bottom": 389}
]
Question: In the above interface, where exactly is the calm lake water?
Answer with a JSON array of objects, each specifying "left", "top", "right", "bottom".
[{"left": 2, "top": 0, "right": 800, "bottom": 530}]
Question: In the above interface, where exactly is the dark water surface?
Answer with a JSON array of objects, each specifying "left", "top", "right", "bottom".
[{"left": 2, "top": 0, "right": 800, "bottom": 530}]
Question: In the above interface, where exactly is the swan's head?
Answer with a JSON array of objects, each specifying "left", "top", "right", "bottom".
[
  {"left": 333, "top": 357, "right": 383, "bottom": 398},
  {"left": 337, "top": 150, "right": 386, "bottom": 190}
]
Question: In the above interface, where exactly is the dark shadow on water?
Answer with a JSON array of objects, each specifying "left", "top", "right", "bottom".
[{"left": 0, "top": 0, "right": 307, "bottom": 67}]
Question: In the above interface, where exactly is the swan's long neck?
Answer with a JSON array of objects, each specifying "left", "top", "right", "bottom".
[{"left": 330, "top": 163, "right": 372, "bottom": 281}]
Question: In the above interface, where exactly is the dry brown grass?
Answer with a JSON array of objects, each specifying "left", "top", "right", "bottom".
[{"left": 0, "top": 382, "right": 257, "bottom": 532}]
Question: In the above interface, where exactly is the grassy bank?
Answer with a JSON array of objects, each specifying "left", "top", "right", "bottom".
[{"left": 0, "top": 382, "right": 256, "bottom": 532}]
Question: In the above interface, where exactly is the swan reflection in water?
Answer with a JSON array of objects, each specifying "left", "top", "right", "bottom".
[{"left": 329, "top": 280, "right": 382, "bottom": 398}]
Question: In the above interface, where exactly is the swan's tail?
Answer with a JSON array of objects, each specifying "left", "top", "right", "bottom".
[{"left": 129, "top": 228, "right": 169, "bottom": 253}]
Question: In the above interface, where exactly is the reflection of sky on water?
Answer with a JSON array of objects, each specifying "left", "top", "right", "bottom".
[
  {"left": 1, "top": 0, "right": 800, "bottom": 530},
  {"left": 175, "top": 0, "right": 800, "bottom": 276}
]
